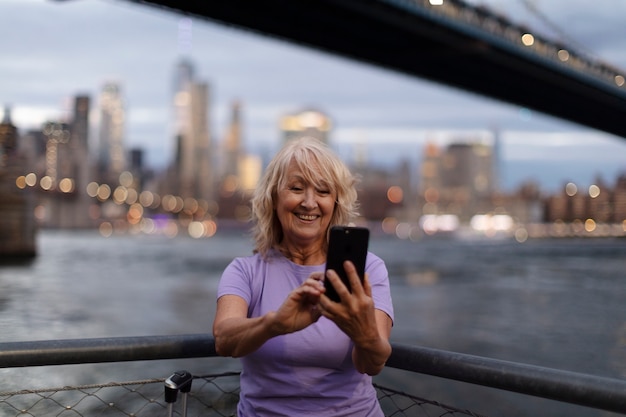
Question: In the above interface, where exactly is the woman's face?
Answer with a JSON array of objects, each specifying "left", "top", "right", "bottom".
[{"left": 275, "top": 160, "right": 336, "bottom": 250}]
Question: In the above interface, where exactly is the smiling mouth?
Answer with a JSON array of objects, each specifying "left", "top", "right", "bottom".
[{"left": 296, "top": 214, "right": 318, "bottom": 221}]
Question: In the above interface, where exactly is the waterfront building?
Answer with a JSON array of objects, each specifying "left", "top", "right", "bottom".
[
  {"left": 417, "top": 140, "right": 495, "bottom": 222},
  {"left": 219, "top": 100, "right": 243, "bottom": 188},
  {"left": 37, "top": 96, "right": 93, "bottom": 229},
  {"left": 216, "top": 101, "right": 262, "bottom": 221},
  {"left": 0, "top": 106, "right": 36, "bottom": 257},
  {"left": 419, "top": 141, "right": 443, "bottom": 213},
  {"left": 167, "top": 58, "right": 213, "bottom": 202},
  {"left": 279, "top": 108, "right": 332, "bottom": 145},
  {"left": 613, "top": 175, "right": 626, "bottom": 223},
  {"left": 587, "top": 177, "right": 612, "bottom": 223},
  {"left": 238, "top": 154, "right": 262, "bottom": 193},
  {"left": 544, "top": 177, "right": 626, "bottom": 227},
  {"left": 97, "top": 82, "right": 126, "bottom": 186}
]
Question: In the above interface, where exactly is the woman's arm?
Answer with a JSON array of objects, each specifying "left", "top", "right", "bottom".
[
  {"left": 212, "top": 295, "right": 281, "bottom": 357},
  {"left": 213, "top": 274, "right": 325, "bottom": 357},
  {"left": 351, "top": 309, "right": 392, "bottom": 375}
]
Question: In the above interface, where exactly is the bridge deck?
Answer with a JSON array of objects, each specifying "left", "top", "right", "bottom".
[{"left": 132, "top": 0, "right": 626, "bottom": 139}]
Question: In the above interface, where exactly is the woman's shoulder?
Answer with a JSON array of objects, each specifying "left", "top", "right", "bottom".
[
  {"left": 365, "top": 251, "right": 385, "bottom": 266},
  {"left": 229, "top": 251, "right": 264, "bottom": 268},
  {"left": 365, "top": 251, "right": 389, "bottom": 280},
  {"left": 229, "top": 249, "right": 283, "bottom": 268}
]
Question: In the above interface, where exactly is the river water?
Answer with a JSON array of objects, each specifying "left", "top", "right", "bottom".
[{"left": 1, "top": 230, "right": 625, "bottom": 416}]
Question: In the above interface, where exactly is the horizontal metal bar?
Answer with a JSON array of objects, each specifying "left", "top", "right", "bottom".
[
  {"left": 0, "top": 334, "right": 216, "bottom": 367},
  {"left": 1, "top": 335, "right": 624, "bottom": 414},
  {"left": 387, "top": 342, "right": 626, "bottom": 415}
]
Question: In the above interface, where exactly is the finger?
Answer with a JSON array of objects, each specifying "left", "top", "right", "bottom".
[
  {"left": 324, "top": 268, "right": 349, "bottom": 301},
  {"left": 362, "top": 273, "right": 372, "bottom": 297},
  {"left": 343, "top": 260, "right": 364, "bottom": 295},
  {"left": 317, "top": 297, "right": 337, "bottom": 320},
  {"left": 304, "top": 277, "right": 324, "bottom": 292},
  {"left": 309, "top": 271, "right": 325, "bottom": 283}
]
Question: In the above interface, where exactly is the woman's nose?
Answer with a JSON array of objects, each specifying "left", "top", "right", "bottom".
[{"left": 301, "top": 188, "right": 317, "bottom": 208}]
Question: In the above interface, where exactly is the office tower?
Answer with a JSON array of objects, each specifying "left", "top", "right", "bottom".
[
  {"left": 612, "top": 175, "right": 626, "bottom": 223},
  {"left": 491, "top": 128, "right": 501, "bottom": 192},
  {"left": 97, "top": 82, "right": 126, "bottom": 185},
  {"left": 129, "top": 148, "right": 147, "bottom": 190},
  {"left": 219, "top": 100, "right": 262, "bottom": 195},
  {"left": 442, "top": 142, "right": 493, "bottom": 198},
  {"left": 0, "top": 106, "right": 36, "bottom": 256},
  {"left": 238, "top": 154, "right": 262, "bottom": 193},
  {"left": 170, "top": 59, "right": 213, "bottom": 201},
  {"left": 221, "top": 100, "right": 242, "bottom": 182},
  {"left": 0, "top": 105, "right": 17, "bottom": 161},
  {"left": 41, "top": 95, "right": 93, "bottom": 228},
  {"left": 279, "top": 108, "right": 332, "bottom": 145},
  {"left": 418, "top": 140, "right": 495, "bottom": 221},
  {"left": 419, "top": 142, "right": 442, "bottom": 196}
]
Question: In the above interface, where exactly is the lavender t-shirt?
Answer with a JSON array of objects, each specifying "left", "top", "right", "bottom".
[{"left": 217, "top": 249, "right": 394, "bottom": 417}]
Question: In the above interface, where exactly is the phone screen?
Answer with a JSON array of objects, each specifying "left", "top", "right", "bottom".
[{"left": 324, "top": 226, "right": 369, "bottom": 302}]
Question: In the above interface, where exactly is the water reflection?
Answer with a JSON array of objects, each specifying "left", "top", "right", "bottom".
[{"left": 1, "top": 231, "right": 625, "bottom": 417}]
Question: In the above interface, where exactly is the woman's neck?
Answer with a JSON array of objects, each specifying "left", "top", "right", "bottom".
[{"left": 278, "top": 241, "right": 326, "bottom": 265}]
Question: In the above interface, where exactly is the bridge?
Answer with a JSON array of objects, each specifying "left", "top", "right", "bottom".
[{"left": 128, "top": 0, "right": 626, "bottom": 140}]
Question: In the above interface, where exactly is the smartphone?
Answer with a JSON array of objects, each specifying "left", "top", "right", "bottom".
[{"left": 324, "top": 225, "right": 369, "bottom": 302}]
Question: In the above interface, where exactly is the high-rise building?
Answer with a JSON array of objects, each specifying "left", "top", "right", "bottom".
[
  {"left": 441, "top": 142, "right": 494, "bottom": 198},
  {"left": 97, "top": 82, "right": 126, "bottom": 185},
  {"left": 279, "top": 108, "right": 332, "bottom": 145},
  {"left": 491, "top": 128, "right": 502, "bottom": 192},
  {"left": 221, "top": 100, "right": 242, "bottom": 181},
  {"left": 418, "top": 140, "right": 495, "bottom": 221},
  {"left": 612, "top": 175, "right": 626, "bottom": 223},
  {"left": 170, "top": 59, "right": 213, "bottom": 201},
  {"left": 419, "top": 142, "right": 442, "bottom": 196},
  {"left": 0, "top": 106, "right": 36, "bottom": 257},
  {"left": 40, "top": 95, "right": 93, "bottom": 228}
]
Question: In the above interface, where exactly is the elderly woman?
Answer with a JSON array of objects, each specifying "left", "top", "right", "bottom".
[{"left": 213, "top": 137, "right": 394, "bottom": 416}]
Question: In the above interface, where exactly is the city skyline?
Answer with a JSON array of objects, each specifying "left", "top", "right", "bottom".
[
  {"left": 2, "top": 0, "right": 626, "bottom": 193},
  {"left": 4, "top": 72, "right": 625, "bottom": 239}
]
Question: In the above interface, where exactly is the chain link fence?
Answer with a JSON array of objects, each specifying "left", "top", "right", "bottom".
[
  {"left": 2, "top": 335, "right": 625, "bottom": 416},
  {"left": 0, "top": 371, "right": 485, "bottom": 417}
]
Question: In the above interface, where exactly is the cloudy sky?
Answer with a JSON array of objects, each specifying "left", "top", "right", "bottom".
[{"left": 3, "top": 0, "right": 626, "bottom": 192}]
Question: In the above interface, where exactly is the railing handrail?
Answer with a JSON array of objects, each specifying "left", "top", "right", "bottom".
[
  {"left": 1, "top": 334, "right": 625, "bottom": 414},
  {"left": 388, "top": 342, "right": 626, "bottom": 414}
]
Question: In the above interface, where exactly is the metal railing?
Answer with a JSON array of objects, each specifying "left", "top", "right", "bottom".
[
  {"left": 1, "top": 334, "right": 625, "bottom": 416},
  {"left": 0, "top": 373, "right": 485, "bottom": 417}
]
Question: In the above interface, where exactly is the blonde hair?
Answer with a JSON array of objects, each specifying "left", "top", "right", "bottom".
[{"left": 250, "top": 137, "right": 359, "bottom": 257}]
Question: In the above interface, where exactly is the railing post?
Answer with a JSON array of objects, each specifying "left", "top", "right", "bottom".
[{"left": 164, "top": 370, "right": 193, "bottom": 417}]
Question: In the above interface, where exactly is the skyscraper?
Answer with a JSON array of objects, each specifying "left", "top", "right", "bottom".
[
  {"left": 279, "top": 108, "right": 332, "bottom": 145},
  {"left": 419, "top": 140, "right": 495, "bottom": 221},
  {"left": 97, "top": 82, "right": 126, "bottom": 185},
  {"left": 0, "top": 106, "right": 36, "bottom": 257},
  {"left": 41, "top": 96, "right": 93, "bottom": 228},
  {"left": 170, "top": 59, "right": 213, "bottom": 201},
  {"left": 221, "top": 100, "right": 242, "bottom": 182},
  {"left": 442, "top": 142, "right": 494, "bottom": 198}
]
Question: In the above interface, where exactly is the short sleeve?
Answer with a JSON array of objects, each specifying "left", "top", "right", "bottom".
[
  {"left": 217, "top": 257, "right": 254, "bottom": 305},
  {"left": 365, "top": 253, "right": 394, "bottom": 324}
]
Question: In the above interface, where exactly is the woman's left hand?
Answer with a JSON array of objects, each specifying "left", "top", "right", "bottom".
[
  {"left": 320, "top": 261, "right": 378, "bottom": 341},
  {"left": 319, "top": 261, "right": 392, "bottom": 375}
]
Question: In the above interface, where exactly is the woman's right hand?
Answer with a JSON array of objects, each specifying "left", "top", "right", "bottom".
[{"left": 271, "top": 272, "right": 325, "bottom": 334}]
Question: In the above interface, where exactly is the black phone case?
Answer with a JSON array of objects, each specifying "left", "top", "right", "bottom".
[{"left": 324, "top": 226, "right": 369, "bottom": 302}]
